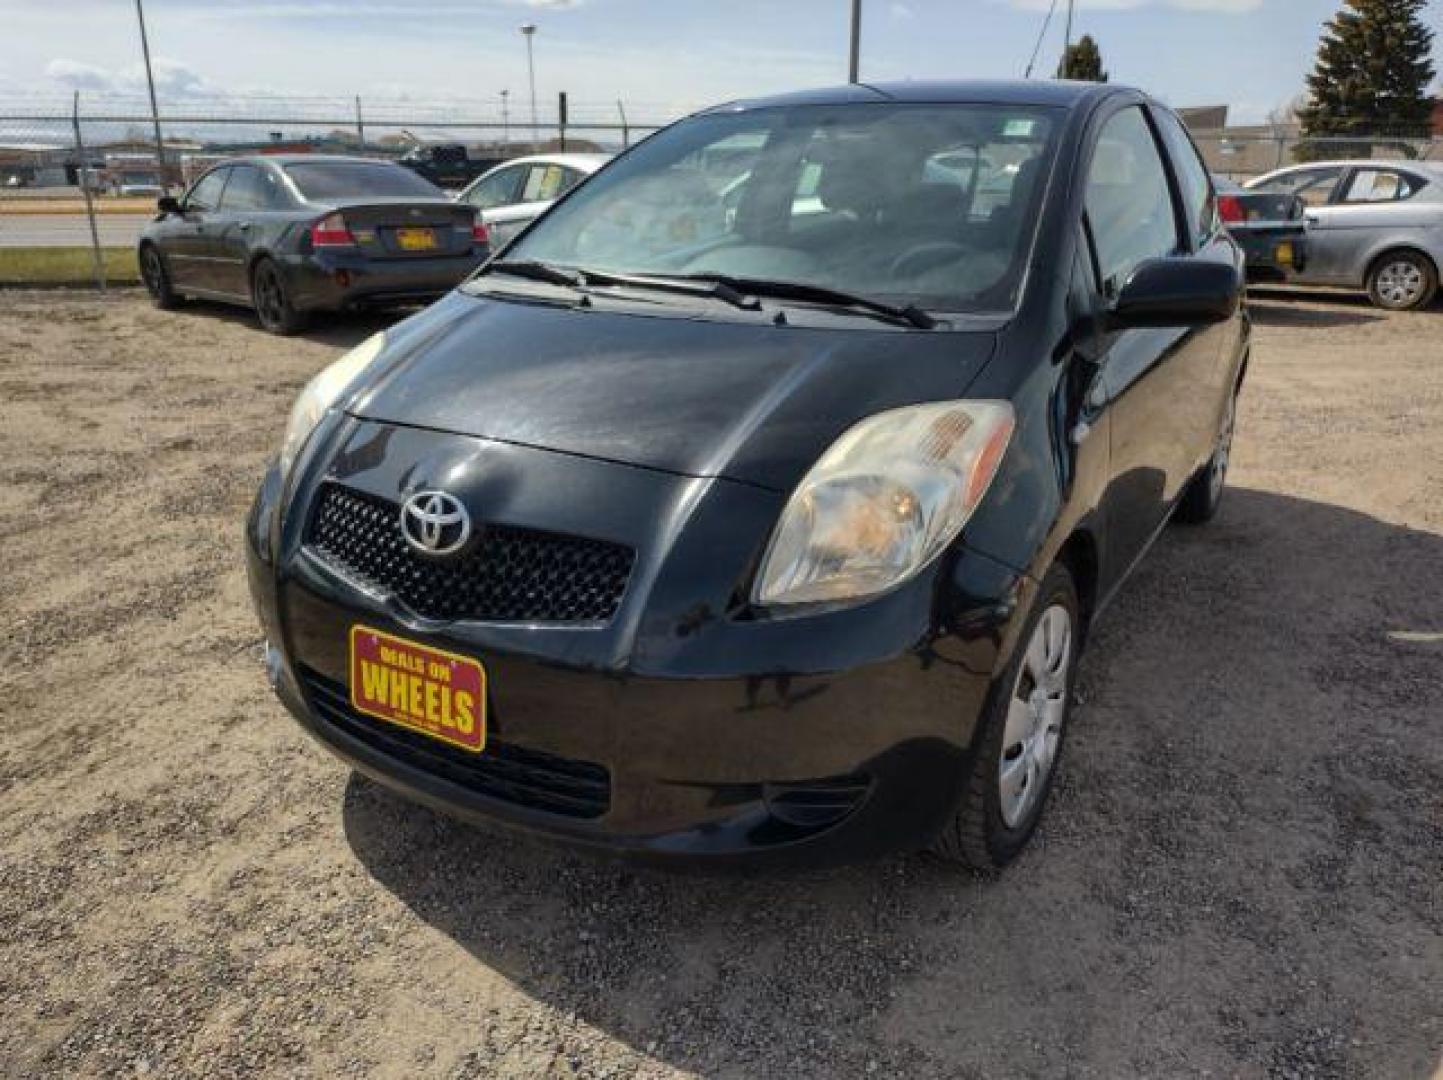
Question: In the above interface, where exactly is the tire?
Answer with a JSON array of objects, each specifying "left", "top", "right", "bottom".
[
  {"left": 139, "top": 243, "right": 180, "bottom": 310},
  {"left": 1366, "top": 250, "right": 1438, "bottom": 312},
  {"left": 931, "top": 562, "right": 1080, "bottom": 870},
  {"left": 1175, "top": 384, "right": 1237, "bottom": 525},
  {"left": 250, "top": 258, "right": 309, "bottom": 335}
]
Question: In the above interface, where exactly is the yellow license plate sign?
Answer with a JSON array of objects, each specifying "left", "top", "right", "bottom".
[
  {"left": 395, "top": 227, "right": 437, "bottom": 251},
  {"left": 1275, "top": 241, "right": 1295, "bottom": 268},
  {"left": 349, "top": 625, "right": 486, "bottom": 752}
]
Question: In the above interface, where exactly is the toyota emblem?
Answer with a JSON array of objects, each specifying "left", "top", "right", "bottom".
[{"left": 400, "top": 490, "right": 471, "bottom": 556}]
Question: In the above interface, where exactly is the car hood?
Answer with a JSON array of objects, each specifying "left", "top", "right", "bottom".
[{"left": 351, "top": 291, "right": 998, "bottom": 493}]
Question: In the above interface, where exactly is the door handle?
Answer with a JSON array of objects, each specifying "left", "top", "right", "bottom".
[{"left": 237, "top": 222, "right": 251, "bottom": 231}]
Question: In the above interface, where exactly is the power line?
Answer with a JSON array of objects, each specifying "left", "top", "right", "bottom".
[{"left": 1024, "top": 0, "right": 1061, "bottom": 79}]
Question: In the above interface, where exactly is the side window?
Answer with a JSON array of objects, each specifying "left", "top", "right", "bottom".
[
  {"left": 521, "top": 163, "right": 568, "bottom": 202},
  {"left": 462, "top": 166, "right": 522, "bottom": 209},
  {"left": 185, "top": 168, "right": 229, "bottom": 212},
  {"left": 1084, "top": 106, "right": 1180, "bottom": 293},
  {"left": 220, "top": 165, "right": 286, "bottom": 211},
  {"left": 1254, "top": 167, "right": 1343, "bottom": 207},
  {"left": 1153, "top": 108, "right": 1216, "bottom": 244},
  {"left": 1343, "top": 169, "right": 1421, "bottom": 203}
]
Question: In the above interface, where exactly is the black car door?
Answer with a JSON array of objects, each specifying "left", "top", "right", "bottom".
[
  {"left": 167, "top": 167, "right": 230, "bottom": 292},
  {"left": 213, "top": 163, "right": 289, "bottom": 298},
  {"left": 1082, "top": 104, "right": 1219, "bottom": 587}
]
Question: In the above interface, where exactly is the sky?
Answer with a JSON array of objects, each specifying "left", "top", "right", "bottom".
[{"left": 0, "top": 0, "right": 1439, "bottom": 124}]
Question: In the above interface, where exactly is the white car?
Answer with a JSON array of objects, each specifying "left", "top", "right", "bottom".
[{"left": 455, "top": 153, "right": 610, "bottom": 249}]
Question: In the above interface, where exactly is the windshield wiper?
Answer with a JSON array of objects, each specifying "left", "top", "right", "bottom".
[
  {"left": 674, "top": 273, "right": 937, "bottom": 329},
  {"left": 572, "top": 268, "right": 760, "bottom": 311},
  {"left": 486, "top": 259, "right": 583, "bottom": 287}
]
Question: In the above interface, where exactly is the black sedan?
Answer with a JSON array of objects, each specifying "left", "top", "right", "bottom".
[
  {"left": 139, "top": 155, "right": 489, "bottom": 333},
  {"left": 1214, "top": 175, "right": 1308, "bottom": 283},
  {"left": 247, "top": 80, "right": 1247, "bottom": 869}
]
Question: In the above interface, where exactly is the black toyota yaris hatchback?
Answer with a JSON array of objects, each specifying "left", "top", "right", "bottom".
[{"left": 247, "top": 80, "right": 1247, "bottom": 869}]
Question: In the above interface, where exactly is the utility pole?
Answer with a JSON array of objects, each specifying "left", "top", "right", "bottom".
[
  {"left": 1060, "top": 0, "right": 1075, "bottom": 76},
  {"left": 354, "top": 94, "right": 365, "bottom": 149},
  {"left": 133, "top": 0, "right": 167, "bottom": 189},
  {"left": 520, "top": 24, "right": 538, "bottom": 148},
  {"left": 500, "top": 89, "right": 510, "bottom": 147},
  {"left": 848, "top": 0, "right": 862, "bottom": 83}
]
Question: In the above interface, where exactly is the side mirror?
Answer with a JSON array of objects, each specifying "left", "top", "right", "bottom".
[
  {"left": 1107, "top": 257, "right": 1241, "bottom": 330},
  {"left": 157, "top": 195, "right": 182, "bottom": 216}
]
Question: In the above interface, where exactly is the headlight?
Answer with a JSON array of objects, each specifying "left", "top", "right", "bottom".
[
  {"left": 278, "top": 332, "right": 387, "bottom": 479},
  {"left": 753, "top": 400, "right": 1015, "bottom": 608}
]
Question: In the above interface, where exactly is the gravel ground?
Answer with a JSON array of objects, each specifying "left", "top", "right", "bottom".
[{"left": 1, "top": 288, "right": 1440, "bottom": 1080}]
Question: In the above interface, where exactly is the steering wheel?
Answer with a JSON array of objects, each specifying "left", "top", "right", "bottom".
[{"left": 890, "top": 241, "right": 969, "bottom": 279}]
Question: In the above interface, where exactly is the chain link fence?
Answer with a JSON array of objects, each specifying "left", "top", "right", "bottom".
[
  {"left": 0, "top": 93, "right": 689, "bottom": 287},
  {"left": 1195, "top": 131, "right": 1440, "bottom": 183},
  {"left": 2, "top": 94, "right": 1438, "bottom": 288}
]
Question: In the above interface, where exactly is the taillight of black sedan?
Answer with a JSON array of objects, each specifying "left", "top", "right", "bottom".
[
  {"left": 138, "top": 155, "right": 490, "bottom": 334},
  {"left": 247, "top": 80, "right": 1248, "bottom": 870}
]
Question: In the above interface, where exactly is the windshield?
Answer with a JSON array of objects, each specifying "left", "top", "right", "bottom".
[
  {"left": 497, "top": 102, "right": 1059, "bottom": 314},
  {"left": 284, "top": 161, "right": 442, "bottom": 200}
]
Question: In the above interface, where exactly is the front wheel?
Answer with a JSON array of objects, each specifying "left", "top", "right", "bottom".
[
  {"left": 1175, "top": 387, "right": 1236, "bottom": 525},
  {"left": 930, "top": 562, "right": 1079, "bottom": 870},
  {"left": 1366, "top": 250, "right": 1438, "bottom": 311},
  {"left": 251, "top": 258, "right": 309, "bottom": 335},
  {"left": 139, "top": 244, "right": 180, "bottom": 309}
]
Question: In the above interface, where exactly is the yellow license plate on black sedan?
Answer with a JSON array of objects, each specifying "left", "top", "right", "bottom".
[
  {"left": 349, "top": 625, "right": 486, "bottom": 752},
  {"left": 395, "top": 227, "right": 438, "bottom": 251}
]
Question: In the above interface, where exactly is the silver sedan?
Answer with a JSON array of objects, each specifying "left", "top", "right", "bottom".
[
  {"left": 1244, "top": 160, "right": 1443, "bottom": 310},
  {"left": 454, "top": 153, "right": 611, "bottom": 250}
]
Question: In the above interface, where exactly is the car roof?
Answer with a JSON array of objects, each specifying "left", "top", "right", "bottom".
[
  {"left": 1259, "top": 159, "right": 1443, "bottom": 177},
  {"left": 704, "top": 78, "right": 1122, "bottom": 114},
  {"left": 486, "top": 152, "right": 612, "bottom": 171},
  {"left": 229, "top": 154, "right": 408, "bottom": 168}
]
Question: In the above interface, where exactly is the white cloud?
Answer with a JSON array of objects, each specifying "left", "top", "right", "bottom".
[
  {"left": 44, "top": 58, "right": 114, "bottom": 92},
  {"left": 44, "top": 56, "right": 220, "bottom": 99},
  {"left": 889, "top": 2, "right": 916, "bottom": 18}
]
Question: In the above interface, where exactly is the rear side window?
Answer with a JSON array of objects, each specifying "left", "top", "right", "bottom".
[
  {"left": 285, "top": 161, "right": 442, "bottom": 200},
  {"left": 185, "top": 168, "right": 229, "bottom": 212},
  {"left": 1153, "top": 108, "right": 1216, "bottom": 244},
  {"left": 1084, "top": 106, "right": 1180, "bottom": 292},
  {"left": 220, "top": 164, "right": 287, "bottom": 211},
  {"left": 521, "top": 163, "right": 570, "bottom": 202},
  {"left": 1343, "top": 169, "right": 1423, "bottom": 203}
]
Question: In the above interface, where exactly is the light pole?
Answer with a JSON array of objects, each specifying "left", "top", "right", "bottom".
[
  {"left": 133, "top": 0, "right": 167, "bottom": 188},
  {"left": 500, "top": 89, "right": 510, "bottom": 147},
  {"left": 848, "top": 0, "right": 862, "bottom": 83},
  {"left": 520, "top": 23, "right": 538, "bottom": 148}
]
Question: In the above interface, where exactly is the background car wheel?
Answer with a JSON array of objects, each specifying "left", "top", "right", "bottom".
[
  {"left": 139, "top": 244, "right": 180, "bottom": 310},
  {"left": 1366, "top": 250, "right": 1438, "bottom": 311},
  {"left": 930, "top": 562, "right": 1079, "bottom": 870},
  {"left": 250, "top": 258, "right": 309, "bottom": 335},
  {"left": 1175, "top": 386, "right": 1236, "bottom": 525}
]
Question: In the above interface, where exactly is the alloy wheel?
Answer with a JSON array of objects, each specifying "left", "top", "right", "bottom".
[
  {"left": 998, "top": 603, "right": 1072, "bottom": 828},
  {"left": 141, "top": 247, "right": 164, "bottom": 298},
  {"left": 1375, "top": 260, "right": 1426, "bottom": 308},
  {"left": 255, "top": 266, "right": 285, "bottom": 327}
]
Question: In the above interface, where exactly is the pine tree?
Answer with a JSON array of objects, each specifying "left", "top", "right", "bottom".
[
  {"left": 1058, "top": 35, "right": 1108, "bottom": 82},
  {"left": 1298, "top": 0, "right": 1436, "bottom": 147}
]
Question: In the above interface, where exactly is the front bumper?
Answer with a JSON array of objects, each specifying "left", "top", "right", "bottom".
[
  {"left": 282, "top": 247, "right": 488, "bottom": 312},
  {"left": 245, "top": 422, "right": 1029, "bottom": 866}
]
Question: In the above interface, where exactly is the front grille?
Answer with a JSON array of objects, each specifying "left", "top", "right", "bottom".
[
  {"left": 300, "top": 667, "right": 611, "bottom": 819},
  {"left": 306, "top": 484, "right": 634, "bottom": 624}
]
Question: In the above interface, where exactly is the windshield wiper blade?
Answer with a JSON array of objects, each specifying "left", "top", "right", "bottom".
[
  {"left": 572, "top": 268, "right": 760, "bottom": 311},
  {"left": 674, "top": 273, "right": 937, "bottom": 329},
  {"left": 486, "top": 259, "right": 583, "bottom": 287}
]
